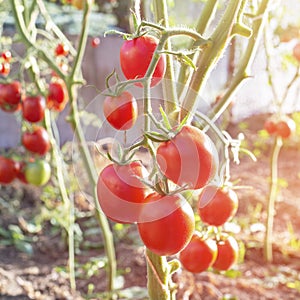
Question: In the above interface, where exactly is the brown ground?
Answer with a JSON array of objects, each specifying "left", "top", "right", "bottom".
[{"left": 0, "top": 114, "right": 300, "bottom": 300}]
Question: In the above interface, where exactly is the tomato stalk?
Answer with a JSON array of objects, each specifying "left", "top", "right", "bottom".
[
  {"left": 209, "top": 0, "right": 272, "bottom": 123},
  {"left": 264, "top": 135, "right": 282, "bottom": 262},
  {"left": 152, "top": 0, "right": 178, "bottom": 118},
  {"left": 180, "top": 0, "right": 251, "bottom": 120}
]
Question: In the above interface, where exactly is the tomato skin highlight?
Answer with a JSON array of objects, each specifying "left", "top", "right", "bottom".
[
  {"left": 120, "top": 35, "right": 166, "bottom": 87},
  {"left": 156, "top": 125, "right": 217, "bottom": 190},
  {"left": 22, "top": 95, "right": 45, "bottom": 123},
  {"left": 213, "top": 235, "right": 239, "bottom": 271},
  {"left": 0, "top": 62, "right": 10, "bottom": 76},
  {"left": 91, "top": 37, "right": 100, "bottom": 48},
  {"left": 97, "top": 161, "right": 148, "bottom": 223},
  {"left": 0, "top": 156, "right": 17, "bottom": 184},
  {"left": 103, "top": 91, "right": 138, "bottom": 130},
  {"left": 1, "top": 51, "right": 12, "bottom": 62},
  {"left": 55, "top": 43, "right": 69, "bottom": 56},
  {"left": 22, "top": 127, "right": 50, "bottom": 156},
  {"left": 138, "top": 193, "right": 195, "bottom": 256},
  {"left": 179, "top": 232, "right": 217, "bottom": 273},
  {"left": 198, "top": 186, "right": 238, "bottom": 227},
  {"left": 24, "top": 160, "right": 51, "bottom": 186}
]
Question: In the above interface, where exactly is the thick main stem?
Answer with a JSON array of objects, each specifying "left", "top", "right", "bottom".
[
  {"left": 180, "top": 0, "right": 245, "bottom": 120},
  {"left": 264, "top": 136, "right": 282, "bottom": 262}
]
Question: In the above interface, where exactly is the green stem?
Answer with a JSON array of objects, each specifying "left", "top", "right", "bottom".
[
  {"left": 264, "top": 136, "right": 282, "bottom": 262},
  {"left": 153, "top": 0, "right": 178, "bottom": 118},
  {"left": 146, "top": 249, "right": 174, "bottom": 300},
  {"left": 180, "top": 0, "right": 247, "bottom": 120},
  {"left": 177, "top": 0, "right": 219, "bottom": 95},
  {"left": 209, "top": 0, "right": 273, "bottom": 123}
]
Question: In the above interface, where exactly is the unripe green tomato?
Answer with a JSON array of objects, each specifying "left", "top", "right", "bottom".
[{"left": 25, "top": 160, "right": 51, "bottom": 186}]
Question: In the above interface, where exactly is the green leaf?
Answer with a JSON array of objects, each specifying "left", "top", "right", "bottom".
[{"left": 159, "top": 106, "right": 172, "bottom": 131}]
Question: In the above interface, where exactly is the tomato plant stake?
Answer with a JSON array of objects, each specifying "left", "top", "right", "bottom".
[{"left": 264, "top": 134, "right": 283, "bottom": 262}]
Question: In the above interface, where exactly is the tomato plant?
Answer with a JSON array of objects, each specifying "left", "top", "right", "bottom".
[
  {"left": 97, "top": 161, "right": 148, "bottom": 223},
  {"left": 0, "top": 156, "right": 17, "bottom": 184},
  {"left": 212, "top": 235, "right": 239, "bottom": 271},
  {"left": 103, "top": 91, "right": 138, "bottom": 130},
  {"left": 22, "top": 127, "right": 50, "bottom": 156},
  {"left": 24, "top": 160, "right": 51, "bottom": 186},
  {"left": 137, "top": 193, "right": 195, "bottom": 256},
  {"left": 156, "top": 125, "right": 217, "bottom": 190},
  {"left": 179, "top": 232, "right": 217, "bottom": 273},
  {"left": 197, "top": 186, "right": 238, "bottom": 226},
  {"left": 120, "top": 35, "right": 166, "bottom": 87},
  {"left": 22, "top": 95, "right": 45, "bottom": 123},
  {"left": 1, "top": 50, "right": 12, "bottom": 62},
  {"left": 0, "top": 62, "right": 10, "bottom": 76}
]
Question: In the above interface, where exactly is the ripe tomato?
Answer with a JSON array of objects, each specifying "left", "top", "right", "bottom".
[
  {"left": 47, "top": 78, "right": 69, "bottom": 111},
  {"left": 91, "top": 37, "right": 100, "bottom": 48},
  {"left": 15, "top": 161, "right": 28, "bottom": 184},
  {"left": 198, "top": 186, "right": 238, "bottom": 227},
  {"left": 0, "top": 62, "right": 10, "bottom": 76},
  {"left": 22, "top": 127, "right": 50, "bottom": 156},
  {"left": 179, "top": 232, "right": 217, "bottom": 273},
  {"left": 0, "top": 81, "right": 22, "bottom": 106},
  {"left": 1, "top": 50, "right": 12, "bottom": 62},
  {"left": 137, "top": 193, "right": 195, "bottom": 256},
  {"left": 120, "top": 35, "right": 166, "bottom": 87},
  {"left": 22, "top": 95, "right": 45, "bottom": 123},
  {"left": 0, "top": 156, "right": 17, "bottom": 184},
  {"left": 264, "top": 118, "right": 277, "bottom": 135},
  {"left": 293, "top": 43, "right": 300, "bottom": 62},
  {"left": 55, "top": 43, "right": 69, "bottom": 56},
  {"left": 24, "top": 160, "right": 51, "bottom": 186},
  {"left": 0, "top": 102, "right": 21, "bottom": 113},
  {"left": 156, "top": 125, "right": 217, "bottom": 190},
  {"left": 103, "top": 91, "right": 138, "bottom": 130},
  {"left": 213, "top": 235, "right": 239, "bottom": 271},
  {"left": 97, "top": 161, "right": 148, "bottom": 223},
  {"left": 276, "top": 117, "right": 296, "bottom": 139}
]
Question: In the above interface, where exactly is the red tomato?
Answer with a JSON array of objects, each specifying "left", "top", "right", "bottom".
[
  {"left": 120, "top": 35, "right": 166, "bottom": 87},
  {"left": 91, "top": 37, "right": 100, "bottom": 48},
  {"left": 137, "top": 193, "right": 195, "bottom": 256},
  {"left": 103, "top": 91, "right": 138, "bottom": 130},
  {"left": 1, "top": 50, "right": 12, "bottom": 62},
  {"left": 293, "top": 43, "right": 300, "bottom": 62},
  {"left": 0, "top": 81, "right": 22, "bottom": 106},
  {"left": 55, "top": 43, "right": 69, "bottom": 56},
  {"left": 0, "top": 102, "right": 21, "bottom": 113},
  {"left": 179, "top": 232, "right": 217, "bottom": 273},
  {"left": 0, "top": 62, "right": 10, "bottom": 76},
  {"left": 97, "top": 161, "right": 148, "bottom": 223},
  {"left": 22, "top": 95, "right": 45, "bottom": 123},
  {"left": 264, "top": 118, "right": 277, "bottom": 135},
  {"left": 47, "top": 78, "right": 69, "bottom": 111},
  {"left": 0, "top": 156, "right": 17, "bottom": 184},
  {"left": 15, "top": 161, "right": 28, "bottom": 184},
  {"left": 22, "top": 127, "right": 50, "bottom": 156},
  {"left": 156, "top": 125, "right": 217, "bottom": 190},
  {"left": 213, "top": 235, "right": 239, "bottom": 271},
  {"left": 276, "top": 117, "right": 296, "bottom": 139},
  {"left": 198, "top": 186, "right": 238, "bottom": 226}
]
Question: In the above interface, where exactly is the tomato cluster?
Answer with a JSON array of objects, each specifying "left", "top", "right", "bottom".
[{"left": 264, "top": 116, "right": 296, "bottom": 139}]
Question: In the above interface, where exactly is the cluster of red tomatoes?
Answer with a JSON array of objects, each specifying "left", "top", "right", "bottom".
[
  {"left": 98, "top": 33, "right": 239, "bottom": 273},
  {"left": 264, "top": 116, "right": 296, "bottom": 139},
  {"left": 0, "top": 50, "right": 12, "bottom": 77},
  {"left": 0, "top": 49, "right": 69, "bottom": 186}
]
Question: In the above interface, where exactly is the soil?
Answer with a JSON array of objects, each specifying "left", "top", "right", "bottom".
[{"left": 1, "top": 113, "right": 300, "bottom": 300}]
